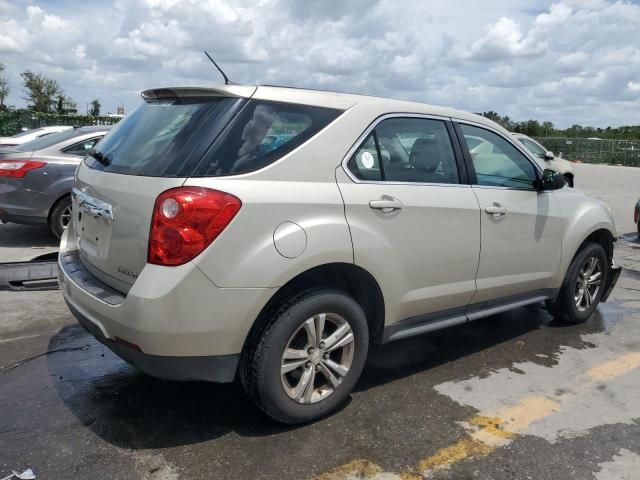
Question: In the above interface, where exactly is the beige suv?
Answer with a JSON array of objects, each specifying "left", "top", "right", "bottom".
[{"left": 59, "top": 85, "right": 621, "bottom": 423}]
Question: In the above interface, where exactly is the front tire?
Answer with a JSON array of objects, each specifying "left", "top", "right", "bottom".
[
  {"left": 49, "top": 196, "right": 72, "bottom": 239},
  {"left": 240, "top": 289, "right": 369, "bottom": 424},
  {"left": 546, "top": 242, "right": 607, "bottom": 323}
]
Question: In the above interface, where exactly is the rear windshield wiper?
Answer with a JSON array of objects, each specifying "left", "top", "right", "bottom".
[{"left": 87, "top": 148, "right": 111, "bottom": 166}]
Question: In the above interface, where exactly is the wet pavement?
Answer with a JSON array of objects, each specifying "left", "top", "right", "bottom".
[{"left": 1, "top": 166, "right": 640, "bottom": 480}]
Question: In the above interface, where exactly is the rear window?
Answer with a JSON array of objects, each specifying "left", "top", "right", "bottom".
[
  {"left": 86, "top": 97, "right": 342, "bottom": 178},
  {"left": 85, "top": 97, "right": 238, "bottom": 176},
  {"left": 15, "top": 129, "right": 80, "bottom": 152},
  {"left": 191, "top": 100, "right": 342, "bottom": 176},
  {"left": 11, "top": 128, "right": 45, "bottom": 138}
]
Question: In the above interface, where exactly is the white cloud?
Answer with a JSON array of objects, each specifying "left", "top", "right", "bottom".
[
  {"left": 467, "top": 17, "right": 548, "bottom": 61},
  {"left": 0, "top": 0, "right": 638, "bottom": 126}
]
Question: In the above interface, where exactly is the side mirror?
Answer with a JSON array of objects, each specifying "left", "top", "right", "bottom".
[
  {"left": 544, "top": 151, "right": 555, "bottom": 160},
  {"left": 536, "top": 169, "right": 565, "bottom": 191}
]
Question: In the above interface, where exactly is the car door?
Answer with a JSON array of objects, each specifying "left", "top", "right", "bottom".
[
  {"left": 336, "top": 115, "right": 481, "bottom": 326},
  {"left": 456, "top": 122, "right": 563, "bottom": 304}
]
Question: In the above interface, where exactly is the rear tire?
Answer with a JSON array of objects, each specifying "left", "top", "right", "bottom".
[
  {"left": 49, "top": 196, "right": 72, "bottom": 239},
  {"left": 546, "top": 241, "right": 607, "bottom": 323},
  {"left": 563, "top": 174, "right": 574, "bottom": 188},
  {"left": 240, "top": 288, "right": 369, "bottom": 424}
]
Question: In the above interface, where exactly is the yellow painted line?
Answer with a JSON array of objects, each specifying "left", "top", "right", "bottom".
[
  {"left": 310, "top": 351, "right": 640, "bottom": 480},
  {"left": 312, "top": 459, "right": 383, "bottom": 480},
  {"left": 419, "top": 396, "right": 560, "bottom": 472},
  {"left": 586, "top": 352, "right": 640, "bottom": 382},
  {"left": 418, "top": 437, "right": 493, "bottom": 472}
]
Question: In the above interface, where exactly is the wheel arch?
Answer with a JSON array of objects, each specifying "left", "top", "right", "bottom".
[
  {"left": 579, "top": 228, "right": 614, "bottom": 261},
  {"left": 47, "top": 192, "right": 72, "bottom": 223},
  {"left": 242, "top": 262, "right": 386, "bottom": 357},
  {"left": 556, "top": 226, "right": 614, "bottom": 293}
]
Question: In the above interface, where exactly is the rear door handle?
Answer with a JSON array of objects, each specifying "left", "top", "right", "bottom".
[
  {"left": 485, "top": 205, "right": 508, "bottom": 216},
  {"left": 369, "top": 197, "right": 403, "bottom": 212}
]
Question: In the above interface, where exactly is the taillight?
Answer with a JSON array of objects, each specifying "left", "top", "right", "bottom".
[
  {"left": 635, "top": 205, "right": 639, "bottom": 224},
  {"left": 148, "top": 187, "right": 242, "bottom": 266},
  {"left": 0, "top": 160, "right": 47, "bottom": 178}
]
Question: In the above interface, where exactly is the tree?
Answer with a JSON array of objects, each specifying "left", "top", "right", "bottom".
[
  {"left": 54, "top": 94, "right": 77, "bottom": 115},
  {"left": 0, "top": 63, "right": 9, "bottom": 110},
  {"left": 56, "top": 94, "right": 65, "bottom": 114},
  {"left": 21, "top": 70, "right": 62, "bottom": 113},
  {"left": 89, "top": 99, "right": 101, "bottom": 116}
]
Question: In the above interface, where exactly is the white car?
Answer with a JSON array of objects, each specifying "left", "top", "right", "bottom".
[
  {"left": 512, "top": 133, "right": 575, "bottom": 187},
  {"left": 0, "top": 126, "right": 73, "bottom": 147}
]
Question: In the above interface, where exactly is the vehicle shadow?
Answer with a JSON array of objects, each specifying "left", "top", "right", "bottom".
[
  {"left": 0, "top": 223, "right": 58, "bottom": 249},
  {"left": 47, "top": 303, "right": 610, "bottom": 450}
]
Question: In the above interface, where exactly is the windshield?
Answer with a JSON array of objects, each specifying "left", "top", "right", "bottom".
[
  {"left": 519, "top": 137, "right": 546, "bottom": 159},
  {"left": 14, "top": 129, "right": 86, "bottom": 152}
]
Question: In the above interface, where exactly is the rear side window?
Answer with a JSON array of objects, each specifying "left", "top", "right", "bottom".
[
  {"left": 192, "top": 100, "right": 342, "bottom": 176},
  {"left": 63, "top": 137, "right": 102, "bottom": 156},
  {"left": 346, "top": 134, "right": 382, "bottom": 181}
]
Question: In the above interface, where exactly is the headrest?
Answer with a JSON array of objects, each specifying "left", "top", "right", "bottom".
[{"left": 409, "top": 137, "right": 440, "bottom": 173}]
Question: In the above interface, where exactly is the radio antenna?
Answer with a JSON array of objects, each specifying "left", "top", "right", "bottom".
[{"left": 204, "top": 50, "right": 232, "bottom": 85}]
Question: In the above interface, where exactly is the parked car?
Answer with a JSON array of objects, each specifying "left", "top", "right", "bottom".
[
  {"left": 0, "top": 126, "right": 73, "bottom": 147},
  {"left": 512, "top": 133, "right": 575, "bottom": 187},
  {"left": 635, "top": 198, "right": 640, "bottom": 235},
  {"left": 0, "top": 126, "right": 110, "bottom": 237},
  {"left": 59, "top": 85, "right": 621, "bottom": 424}
]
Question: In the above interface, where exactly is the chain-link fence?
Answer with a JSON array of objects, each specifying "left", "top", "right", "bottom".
[{"left": 534, "top": 137, "right": 640, "bottom": 167}]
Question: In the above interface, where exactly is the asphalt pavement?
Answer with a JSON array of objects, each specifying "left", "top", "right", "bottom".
[{"left": 0, "top": 163, "right": 639, "bottom": 480}]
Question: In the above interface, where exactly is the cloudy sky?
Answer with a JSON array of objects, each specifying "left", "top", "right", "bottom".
[{"left": 0, "top": 0, "right": 639, "bottom": 127}]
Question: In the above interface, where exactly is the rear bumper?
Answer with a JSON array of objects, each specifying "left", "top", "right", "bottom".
[
  {"left": 601, "top": 258, "right": 622, "bottom": 303},
  {"left": 0, "top": 177, "right": 51, "bottom": 223},
  {"left": 58, "top": 230, "right": 275, "bottom": 382},
  {"left": 68, "top": 299, "right": 240, "bottom": 382}
]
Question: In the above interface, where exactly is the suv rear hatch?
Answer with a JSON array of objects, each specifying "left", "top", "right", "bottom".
[{"left": 72, "top": 87, "right": 253, "bottom": 292}]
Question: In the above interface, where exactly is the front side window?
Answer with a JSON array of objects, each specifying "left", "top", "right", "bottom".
[
  {"left": 347, "top": 117, "right": 460, "bottom": 184},
  {"left": 460, "top": 124, "right": 538, "bottom": 189}
]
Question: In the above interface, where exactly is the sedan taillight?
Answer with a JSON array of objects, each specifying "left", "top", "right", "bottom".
[
  {"left": 0, "top": 160, "right": 47, "bottom": 178},
  {"left": 148, "top": 187, "right": 242, "bottom": 266},
  {"left": 634, "top": 205, "right": 639, "bottom": 224}
]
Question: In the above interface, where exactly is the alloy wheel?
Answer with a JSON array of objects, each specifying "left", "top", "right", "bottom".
[
  {"left": 60, "top": 205, "right": 73, "bottom": 230},
  {"left": 280, "top": 313, "right": 355, "bottom": 404},
  {"left": 574, "top": 256, "right": 602, "bottom": 312}
]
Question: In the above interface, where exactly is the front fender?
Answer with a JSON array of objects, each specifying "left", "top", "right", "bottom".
[{"left": 555, "top": 189, "right": 616, "bottom": 287}]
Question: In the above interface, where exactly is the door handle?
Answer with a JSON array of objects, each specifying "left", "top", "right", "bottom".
[
  {"left": 485, "top": 205, "right": 508, "bottom": 217},
  {"left": 369, "top": 196, "right": 403, "bottom": 212}
]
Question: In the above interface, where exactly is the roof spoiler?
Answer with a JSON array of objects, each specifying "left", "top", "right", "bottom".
[{"left": 140, "top": 85, "right": 257, "bottom": 101}]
